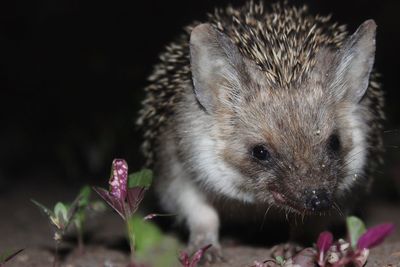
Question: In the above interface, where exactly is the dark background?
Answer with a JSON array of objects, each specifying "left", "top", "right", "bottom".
[{"left": 1, "top": 0, "right": 399, "bottom": 198}]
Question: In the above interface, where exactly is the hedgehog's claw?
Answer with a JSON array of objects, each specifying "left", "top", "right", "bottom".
[{"left": 201, "top": 245, "right": 225, "bottom": 265}]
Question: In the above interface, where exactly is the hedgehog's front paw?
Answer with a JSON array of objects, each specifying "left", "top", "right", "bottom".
[
  {"left": 270, "top": 242, "right": 303, "bottom": 259},
  {"left": 188, "top": 233, "right": 225, "bottom": 264}
]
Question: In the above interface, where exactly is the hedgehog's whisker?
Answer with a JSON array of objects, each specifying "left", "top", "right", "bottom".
[
  {"left": 260, "top": 205, "right": 272, "bottom": 230},
  {"left": 332, "top": 201, "right": 344, "bottom": 217}
]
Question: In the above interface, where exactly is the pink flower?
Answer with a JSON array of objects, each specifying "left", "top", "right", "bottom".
[{"left": 93, "top": 159, "right": 147, "bottom": 219}]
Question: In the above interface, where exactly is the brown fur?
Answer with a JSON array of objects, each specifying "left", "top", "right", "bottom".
[{"left": 136, "top": 1, "right": 385, "bottom": 258}]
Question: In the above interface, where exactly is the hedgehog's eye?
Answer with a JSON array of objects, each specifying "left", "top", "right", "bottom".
[
  {"left": 328, "top": 134, "right": 341, "bottom": 153},
  {"left": 252, "top": 145, "right": 270, "bottom": 161}
]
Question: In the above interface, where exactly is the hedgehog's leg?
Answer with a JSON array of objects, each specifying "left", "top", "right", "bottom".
[
  {"left": 164, "top": 173, "right": 223, "bottom": 262},
  {"left": 181, "top": 183, "right": 223, "bottom": 262},
  {"left": 155, "top": 139, "right": 223, "bottom": 262}
]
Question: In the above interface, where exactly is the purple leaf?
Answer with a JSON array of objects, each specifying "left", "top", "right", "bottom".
[
  {"left": 179, "top": 245, "right": 211, "bottom": 267},
  {"left": 317, "top": 231, "right": 333, "bottom": 253},
  {"left": 357, "top": 223, "right": 395, "bottom": 249},
  {"left": 179, "top": 251, "right": 190, "bottom": 267},
  {"left": 109, "top": 159, "right": 128, "bottom": 200},
  {"left": 317, "top": 231, "right": 333, "bottom": 266},
  {"left": 94, "top": 159, "right": 152, "bottom": 220},
  {"left": 126, "top": 187, "right": 147, "bottom": 217},
  {"left": 189, "top": 244, "right": 212, "bottom": 267},
  {"left": 92, "top": 187, "right": 125, "bottom": 219}
]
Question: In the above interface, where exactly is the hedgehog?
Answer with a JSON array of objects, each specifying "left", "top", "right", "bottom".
[{"left": 136, "top": 1, "right": 384, "bottom": 261}]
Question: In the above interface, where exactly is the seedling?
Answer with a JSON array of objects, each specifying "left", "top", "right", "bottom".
[
  {"left": 93, "top": 159, "right": 153, "bottom": 264},
  {"left": 0, "top": 249, "right": 24, "bottom": 267},
  {"left": 31, "top": 196, "right": 81, "bottom": 267},
  {"left": 179, "top": 244, "right": 212, "bottom": 267},
  {"left": 253, "top": 216, "right": 395, "bottom": 267},
  {"left": 71, "top": 185, "right": 106, "bottom": 252},
  {"left": 72, "top": 185, "right": 91, "bottom": 252}
]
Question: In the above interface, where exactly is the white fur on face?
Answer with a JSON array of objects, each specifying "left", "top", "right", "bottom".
[
  {"left": 182, "top": 109, "right": 256, "bottom": 203},
  {"left": 192, "top": 130, "right": 255, "bottom": 203},
  {"left": 338, "top": 105, "right": 368, "bottom": 195}
]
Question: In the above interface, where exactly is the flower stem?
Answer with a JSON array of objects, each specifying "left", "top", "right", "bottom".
[{"left": 126, "top": 218, "right": 136, "bottom": 263}]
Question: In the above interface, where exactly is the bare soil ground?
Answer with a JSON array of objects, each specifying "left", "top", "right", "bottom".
[{"left": 1, "top": 178, "right": 400, "bottom": 267}]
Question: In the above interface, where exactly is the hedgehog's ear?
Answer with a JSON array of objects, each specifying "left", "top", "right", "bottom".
[
  {"left": 330, "top": 20, "right": 376, "bottom": 103},
  {"left": 190, "top": 23, "right": 245, "bottom": 113}
]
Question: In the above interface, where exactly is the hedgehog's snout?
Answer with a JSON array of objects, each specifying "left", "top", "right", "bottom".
[{"left": 304, "top": 189, "right": 332, "bottom": 212}]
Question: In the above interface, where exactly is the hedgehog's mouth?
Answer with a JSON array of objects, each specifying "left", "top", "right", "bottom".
[
  {"left": 270, "top": 190, "right": 334, "bottom": 215},
  {"left": 270, "top": 190, "right": 306, "bottom": 214}
]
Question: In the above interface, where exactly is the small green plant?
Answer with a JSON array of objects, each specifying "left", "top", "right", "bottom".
[
  {"left": 71, "top": 185, "right": 106, "bottom": 253},
  {"left": 72, "top": 185, "right": 91, "bottom": 252},
  {"left": 253, "top": 216, "right": 395, "bottom": 267},
  {"left": 0, "top": 249, "right": 24, "bottom": 267},
  {"left": 93, "top": 159, "right": 153, "bottom": 265},
  {"left": 31, "top": 196, "right": 81, "bottom": 267},
  {"left": 129, "top": 214, "right": 181, "bottom": 267}
]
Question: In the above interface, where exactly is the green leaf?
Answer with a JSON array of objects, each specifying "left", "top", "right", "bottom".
[
  {"left": 347, "top": 216, "right": 367, "bottom": 249},
  {"left": 65, "top": 194, "right": 83, "bottom": 230},
  {"left": 72, "top": 186, "right": 91, "bottom": 231},
  {"left": 31, "top": 199, "right": 54, "bottom": 218},
  {"left": 65, "top": 191, "right": 87, "bottom": 231},
  {"left": 126, "top": 215, "right": 181, "bottom": 267},
  {"left": 128, "top": 169, "right": 153, "bottom": 189},
  {"left": 127, "top": 215, "right": 163, "bottom": 253},
  {"left": 78, "top": 185, "right": 91, "bottom": 207},
  {"left": 54, "top": 202, "right": 69, "bottom": 225}
]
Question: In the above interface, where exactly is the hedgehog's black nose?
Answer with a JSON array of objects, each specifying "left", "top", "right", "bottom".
[{"left": 305, "top": 190, "right": 332, "bottom": 212}]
